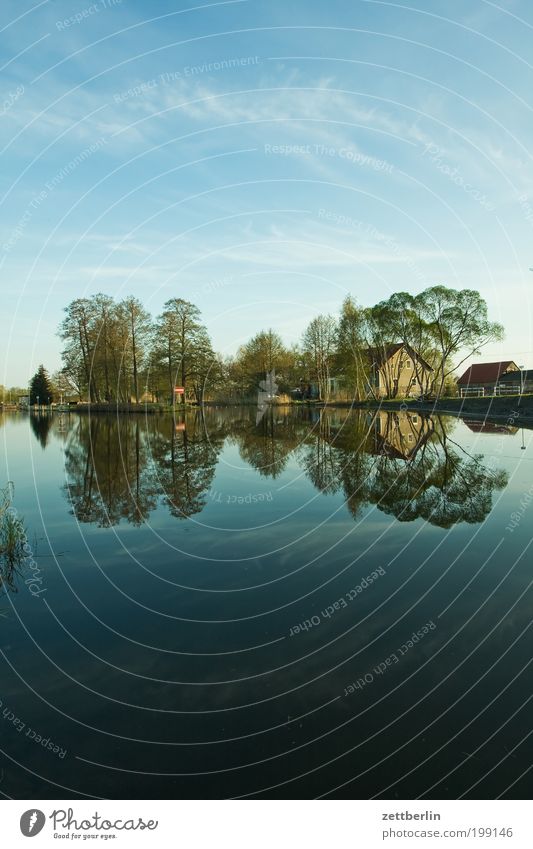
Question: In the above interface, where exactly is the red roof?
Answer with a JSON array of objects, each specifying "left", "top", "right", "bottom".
[{"left": 457, "top": 361, "right": 517, "bottom": 386}]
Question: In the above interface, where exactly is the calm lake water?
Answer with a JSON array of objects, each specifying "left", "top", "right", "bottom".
[{"left": 0, "top": 407, "right": 532, "bottom": 799}]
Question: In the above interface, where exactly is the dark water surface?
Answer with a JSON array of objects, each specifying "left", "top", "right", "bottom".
[{"left": 0, "top": 407, "right": 532, "bottom": 799}]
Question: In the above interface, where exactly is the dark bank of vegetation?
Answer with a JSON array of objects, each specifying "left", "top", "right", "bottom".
[
  {"left": 348, "top": 392, "right": 533, "bottom": 423},
  {"left": 71, "top": 402, "right": 166, "bottom": 414}
]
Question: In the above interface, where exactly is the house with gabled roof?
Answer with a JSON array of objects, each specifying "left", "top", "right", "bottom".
[
  {"left": 456, "top": 361, "right": 519, "bottom": 396},
  {"left": 366, "top": 343, "right": 433, "bottom": 399}
]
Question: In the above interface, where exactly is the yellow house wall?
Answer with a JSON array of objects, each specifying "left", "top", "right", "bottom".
[{"left": 377, "top": 347, "right": 430, "bottom": 398}]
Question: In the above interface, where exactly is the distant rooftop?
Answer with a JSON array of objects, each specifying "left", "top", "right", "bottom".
[{"left": 457, "top": 361, "right": 518, "bottom": 385}]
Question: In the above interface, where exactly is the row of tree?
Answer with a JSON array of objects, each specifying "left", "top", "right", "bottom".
[
  {"left": 0, "top": 384, "right": 31, "bottom": 404},
  {"left": 227, "top": 285, "right": 503, "bottom": 400},
  {"left": 57, "top": 295, "right": 219, "bottom": 404},
  {"left": 51, "top": 285, "right": 503, "bottom": 403}
]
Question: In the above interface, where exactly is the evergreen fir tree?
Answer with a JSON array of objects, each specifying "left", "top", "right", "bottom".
[{"left": 29, "top": 365, "right": 54, "bottom": 406}]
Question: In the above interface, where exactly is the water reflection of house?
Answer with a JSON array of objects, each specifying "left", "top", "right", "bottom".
[
  {"left": 463, "top": 419, "right": 519, "bottom": 435},
  {"left": 370, "top": 410, "right": 432, "bottom": 460}
]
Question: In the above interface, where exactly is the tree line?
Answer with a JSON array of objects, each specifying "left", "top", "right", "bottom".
[
  {"left": 57, "top": 295, "right": 220, "bottom": 404},
  {"left": 45, "top": 285, "right": 504, "bottom": 403},
  {"left": 226, "top": 285, "right": 503, "bottom": 401}
]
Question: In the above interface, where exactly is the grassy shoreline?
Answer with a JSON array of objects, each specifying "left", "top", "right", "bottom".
[
  {"left": 302, "top": 394, "right": 533, "bottom": 426},
  {"left": 8, "top": 394, "right": 533, "bottom": 427}
]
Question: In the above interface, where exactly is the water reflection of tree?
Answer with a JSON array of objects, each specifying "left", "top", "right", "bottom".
[
  {"left": 369, "top": 421, "right": 508, "bottom": 527},
  {"left": 63, "top": 411, "right": 226, "bottom": 526},
  {"left": 231, "top": 407, "right": 302, "bottom": 478},
  {"left": 213, "top": 407, "right": 507, "bottom": 529},
  {"left": 63, "top": 416, "right": 158, "bottom": 526},
  {"left": 30, "top": 412, "right": 53, "bottom": 449},
  {"left": 148, "top": 411, "right": 223, "bottom": 519},
  {"left": 332, "top": 412, "right": 507, "bottom": 527},
  {"left": 293, "top": 409, "right": 507, "bottom": 527},
  {"left": 298, "top": 412, "right": 345, "bottom": 494},
  {"left": 60, "top": 408, "right": 510, "bottom": 530},
  {"left": 375, "top": 450, "right": 508, "bottom": 527}
]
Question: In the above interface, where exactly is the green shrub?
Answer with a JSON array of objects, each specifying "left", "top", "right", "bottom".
[{"left": 0, "top": 483, "right": 26, "bottom": 570}]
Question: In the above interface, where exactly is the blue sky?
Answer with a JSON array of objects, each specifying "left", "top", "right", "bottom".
[{"left": 2, "top": 0, "right": 533, "bottom": 385}]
